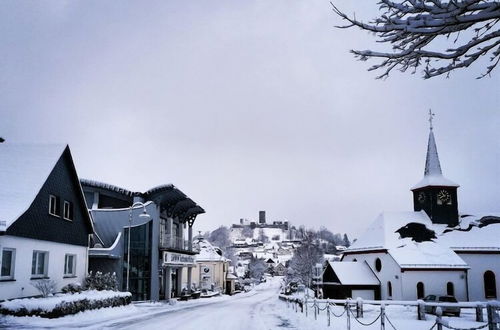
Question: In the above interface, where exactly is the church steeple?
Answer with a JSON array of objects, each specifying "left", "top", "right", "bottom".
[
  {"left": 411, "top": 110, "right": 459, "bottom": 227},
  {"left": 424, "top": 112, "right": 442, "bottom": 176}
]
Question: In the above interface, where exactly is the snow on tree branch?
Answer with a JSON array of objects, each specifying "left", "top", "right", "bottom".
[{"left": 331, "top": 0, "right": 500, "bottom": 79}]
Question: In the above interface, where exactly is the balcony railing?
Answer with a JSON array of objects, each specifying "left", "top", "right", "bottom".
[{"left": 159, "top": 234, "right": 197, "bottom": 252}]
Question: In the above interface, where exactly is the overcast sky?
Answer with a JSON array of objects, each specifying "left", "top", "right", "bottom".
[{"left": 1, "top": 1, "right": 498, "bottom": 238}]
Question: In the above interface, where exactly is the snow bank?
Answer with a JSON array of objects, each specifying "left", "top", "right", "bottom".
[{"left": 0, "top": 290, "right": 131, "bottom": 318}]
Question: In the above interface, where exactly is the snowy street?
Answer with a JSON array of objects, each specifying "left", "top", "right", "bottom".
[
  {"left": 1, "top": 278, "right": 297, "bottom": 330},
  {"left": 1, "top": 277, "right": 490, "bottom": 330}
]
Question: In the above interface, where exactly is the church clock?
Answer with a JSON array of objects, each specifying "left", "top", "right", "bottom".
[
  {"left": 437, "top": 189, "right": 452, "bottom": 205},
  {"left": 417, "top": 192, "right": 426, "bottom": 204}
]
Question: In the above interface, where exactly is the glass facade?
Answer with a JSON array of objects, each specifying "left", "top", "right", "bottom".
[{"left": 123, "top": 221, "right": 152, "bottom": 301}]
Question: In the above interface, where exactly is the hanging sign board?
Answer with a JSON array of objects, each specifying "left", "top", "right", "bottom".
[{"left": 163, "top": 252, "right": 196, "bottom": 266}]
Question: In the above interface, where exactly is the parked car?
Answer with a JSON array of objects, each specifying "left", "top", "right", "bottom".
[{"left": 424, "top": 295, "right": 461, "bottom": 317}]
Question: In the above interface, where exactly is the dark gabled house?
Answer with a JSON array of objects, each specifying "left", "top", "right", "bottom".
[{"left": 0, "top": 144, "right": 93, "bottom": 301}]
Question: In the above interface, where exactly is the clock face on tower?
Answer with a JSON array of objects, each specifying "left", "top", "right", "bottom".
[
  {"left": 417, "top": 192, "right": 426, "bottom": 204},
  {"left": 437, "top": 189, "right": 452, "bottom": 205}
]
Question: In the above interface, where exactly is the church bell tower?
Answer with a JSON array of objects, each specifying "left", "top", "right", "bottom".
[{"left": 411, "top": 111, "right": 459, "bottom": 227}]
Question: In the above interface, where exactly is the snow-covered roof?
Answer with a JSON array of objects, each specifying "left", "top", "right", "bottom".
[
  {"left": 411, "top": 174, "right": 459, "bottom": 190},
  {"left": 391, "top": 240, "right": 467, "bottom": 269},
  {"left": 411, "top": 129, "right": 459, "bottom": 190},
  {"left": 195, "top": 238, "right": 227, "bottom": 262},
  {"left": 226, "top": 273, "right": 238, "bottom": 280},
  {"left": 0, "top": 144, "right": 67, "bottom": 231},
  {"left": 346, "top": 211, "right": 468, "bottom": 269},
  {"left": 80, "top": 178, "right": 137, "bottom": 197},
  {"left": 326, "top": 261, "right": 380, "bottom": 285},
  {"left": 348, "top": 211, "right": 429, "bottom": 251},
  {"left": 439, "top": 214, "right": 500, "bottom": 252}
]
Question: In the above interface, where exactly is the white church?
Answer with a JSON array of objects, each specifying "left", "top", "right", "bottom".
[{"left": 323, "top": 115, "right": 499, "bottom": 302}]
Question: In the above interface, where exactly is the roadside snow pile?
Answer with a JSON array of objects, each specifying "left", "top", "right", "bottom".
[{"left": 0, "top": 290, "right": 131, "bottom": 318}]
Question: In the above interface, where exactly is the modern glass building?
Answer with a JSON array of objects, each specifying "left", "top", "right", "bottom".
[{"left": 82, "top": 180, "right": 204, "bottom": 301}]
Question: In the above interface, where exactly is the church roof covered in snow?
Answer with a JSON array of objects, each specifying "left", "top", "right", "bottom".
[
  {"left": 345, "top": 211, "right": 468, "bottom": 269},
  {"left": 0, "top": 144, "right": 68, "bottom": 231},
  {"left": 326, "top": 261, "right": 380, "bottom": 285},
  {"left": 439, "top": 214, "right": 500, "bottom": 252}
]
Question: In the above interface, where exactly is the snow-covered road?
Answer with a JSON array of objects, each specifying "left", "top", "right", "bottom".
[
  {"left": 0, "top": 277, "right": 297, "bottom": 330},
  {"left": 0, "top": 277, "right": 491, "bottom": 330},
  {"left": 112, "top": 280, "right": 287, "bottom": 330}
]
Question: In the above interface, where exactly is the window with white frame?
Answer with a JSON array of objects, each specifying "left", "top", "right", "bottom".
[
  {"left": 1, "top": 248, "right": 15, "bottom": 280},
  {"left": 63, "top": 201, "right": 73, "bottom": 220},
  {"left": 64, "top": 254, "right": 76, "bottom": 276},
  {"left": 31, "top": 251, "right": 48, "bottom": 278},
  {"left": 49, "top": 195, "right": 59, "bottom": 217}
]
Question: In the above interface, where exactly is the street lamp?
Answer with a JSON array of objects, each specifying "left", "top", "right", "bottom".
[{"left": 126, "top": 202, "right": 150, "bottom": 293}]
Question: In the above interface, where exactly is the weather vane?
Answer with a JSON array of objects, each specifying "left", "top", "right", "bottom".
[{"left": 428, "top": 109, "right": 435, "bottom": 130}]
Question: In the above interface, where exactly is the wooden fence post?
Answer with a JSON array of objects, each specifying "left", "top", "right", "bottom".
[
  {"left": 380, "top": 303, "right": 385, "bottom": 330},
  {"left": 356, "top": 297, "right": 364, "bottom": 318},
  {"left": 417, "top": 300, "right": 426, "bottom": 320},
  {"left": 346, "top": 300, "right": 351, "bottom": 330},
  {"left": 327, "top": 300, "right": 331, "bottom": 327},
  {"left": 486, "top": 303, "right": 500, "bottom": 330},
  {"left": 476, "top": 304, "right": 484, "bottom": 323},
  {"left": 436, "top": 307, "right": 443, "bottom": 330}
]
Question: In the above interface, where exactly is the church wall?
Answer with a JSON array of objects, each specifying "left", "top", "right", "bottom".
[
  {"left": 458, "top": 253, "right": 500, "bottom": 301},
  {"left": 401, "top": 270, "right": 467, "bottom": 301}
]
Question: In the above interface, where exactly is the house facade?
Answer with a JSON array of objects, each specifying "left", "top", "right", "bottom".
[
  {"left": 81, "top": 180, "right": 204, "bottom": 301},
  {"left": 182, "top": 238, "right": 231, "bottom": 294},
  {"left": 0, "top": 145, "right": 93, "bottom": 301},
  {"left": 335, "top": 120, "right": 499, "bottom": 302}
]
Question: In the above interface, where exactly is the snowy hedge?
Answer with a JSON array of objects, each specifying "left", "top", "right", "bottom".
[{"left": 0, "top": 290, "right": 131, "bottom": 318}]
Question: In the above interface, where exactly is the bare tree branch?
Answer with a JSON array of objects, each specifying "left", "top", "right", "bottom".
[{"left": 331, "top": 0, "right": 500, "bottom": 79}]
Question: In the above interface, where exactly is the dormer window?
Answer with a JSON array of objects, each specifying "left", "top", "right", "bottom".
[
  {"left": 49, "top": 195, "right": 60, "bottom": 217},
  {"left": 63, "top": 201, "right": 73, "bottom": 221}
]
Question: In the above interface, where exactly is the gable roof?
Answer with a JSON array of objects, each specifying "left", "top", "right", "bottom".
[
  {"left": 346, "top": 211, "right": 468, "bottom": 269},
  {"left": 0, "top": 144, "right": 67, "bottom": 231},
  {"left": 326, "top": 261, "right": 380, "bottom": 285}
]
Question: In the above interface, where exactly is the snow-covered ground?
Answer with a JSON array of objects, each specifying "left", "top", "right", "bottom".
[{"left": 0, "top": 277, "right": 491, "bottom": 329}]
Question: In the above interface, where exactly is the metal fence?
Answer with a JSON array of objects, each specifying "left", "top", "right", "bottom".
[{"left": 279, "top": 295, "right": 500, "bottom": 330}]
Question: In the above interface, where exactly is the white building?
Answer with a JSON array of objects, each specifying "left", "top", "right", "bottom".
[
  {"left": 341, "top": 211, "right": 469, "bottom": 301},
  {"left": 183, "top": 238, "right": 233, "bottom": 294},
  {"left": 333, "top": 121, "right": 499, "bottom": 302},
  {"left": 0, "top": 145, "right": 93, "bottom": 301}
]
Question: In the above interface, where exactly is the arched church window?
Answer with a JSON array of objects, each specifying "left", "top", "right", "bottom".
[
  {"left": 447, "top": 282, "right": 454, "bottom": 296},
  {"left": 387, "top": 281, "right": 392, "bottom": 298},
  {"left": 417, "top": 282, "right": 425, "bottom": 299},
  {"left": 484, "top": 271, "right": 497, "bottom": 299},
  {"left": 375, "top": 258, "right": 382, "bottom": 272},
  {"left": 352, "top": 258, "right": 357, "bottom": 262}
]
